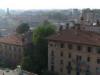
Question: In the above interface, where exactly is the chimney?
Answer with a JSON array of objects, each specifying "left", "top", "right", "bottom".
[
  {"left": 59, "top": 25, "right": 63, "bottom": 31},
  {"left": 66, "top": 23, "right": 69, "bottom": 29},
  {"left": 96, "top": 20, "right": 100, "bottom": 26},
  {"left": 74, "top": 23, "right": 81, "bottom": 30}
]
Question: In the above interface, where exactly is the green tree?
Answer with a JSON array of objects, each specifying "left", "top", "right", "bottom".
[
  {"left": 16, "top": 23, "right": 29, "bottom": 34},
  {"left": 0, "top": 59, "right": 12, "bottom": 68},
  {"left": 32, "top": 20, "right": 56, "bottom": 73},
  {"left": 21, "top": 20, "right": 56, "bottom": 74}
]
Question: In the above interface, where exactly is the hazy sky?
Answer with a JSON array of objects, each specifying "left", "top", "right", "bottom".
[{"left": 0, "top": 0, "right": 99, "bottom": 10}]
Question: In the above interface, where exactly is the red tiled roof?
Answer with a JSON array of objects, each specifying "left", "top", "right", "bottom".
[
  {"left": 0, "top": 35, "right": 23, "bottom": 46},
  {"left": 48, "top": 29, "right": 100, "bottom": 46}
]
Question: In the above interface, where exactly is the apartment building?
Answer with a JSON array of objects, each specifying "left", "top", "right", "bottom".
[
  {"left": 0, "top": 35, "right": 24, "bottom": 66},
  {"left": 0, "top": 29, "right": 33, "bottom": 66},
  {"left": 48, "top": 29, "right": 100, "bottom": 75}
]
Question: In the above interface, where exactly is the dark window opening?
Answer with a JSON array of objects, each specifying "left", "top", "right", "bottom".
[
  {"left": 87, "top": 47, "right": 92, "bottom": 52},
  {"left": 68, "top": 53, "right": 71, "bottom": 58},
  {"left": 68, "top": 44, "right": 72, "bottom": 49},
  {"left": 51, "top": 50, "right": 54, "bottom": 56},
  {"left": 60, "top": 43, "right": 65, "bottom": 48},
  {"left": 51, "top": 57, "right": 54, "bottom": 64},
  {"left": 77, "top": 45, "right": 82, "bottom": 51},
  {"left": 97, "top": 59, "right": 100, "bottom": 64},
  {"left": 87, "top": 57, "right": 90, "bottom": 62},
  {"left": 60, "top": 51, "right": 63, "bottom": 57},
  {"left": 50, "top": 43, "right": 53, "bottom": 46},
  {"left": 60, "top": 59, "right": 63, "bottom": 64},
  {"left": 96, "top": 48, "right": 100, "bottom": 54},
  {"left": 76, "top": 55, "right": 82, "bottom": 62},
  {"left": 51, "top": 65, "right": 54, "bottom": 71},
  {"left": 60, "top": 68, "right": 63, "bottom": 72},
  {"left": 67, "top": 62, "right": 72, "bottom": 74}
]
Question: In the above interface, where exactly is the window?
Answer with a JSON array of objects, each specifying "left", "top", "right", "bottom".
[
  {"left": 87, "top": 47, "right": 92, "bottom": 52},
  {"left": 96, "top": 47, "right": 100, "bottom": 54},
  {"left": 76, "top": 55, "right": 82, "bottom": 62},
  {"left": 50, "top": 43, "right": 53, "bottom": 47},
  {"left": 97, "top": 59, "right": 100, "bottom": 64},
  {"left": 68, "top": 53, "right": 71, "bottom": 58},
  {"left": 77, "top": 45, "right": 82, "bottom": 51},
  {"left": 60, "top": 59, "right": 63, "bottom": 64},
  {"left": 67, "top": 62, "right": 72, "bottom": 74},
  {"left": 51, "top": 50, "right": 54, "bottom": 64},
  {"left": 60, "top": 43, "right": 64, "bottom": 48},
  {"left": 87, "top": 57, "right": 90, "bottom": 62},
  {"left": 60, "top": 68, "right": 63, "bottom": 72},
  {"left": 96, "top": 67, "right": 100, "bottom": 73},
  {"left": 68, "top": 44, "right": 72, "bottom": 49},
  {"left": 60, "top": 51, "right": 63, "bottom": 57},
  {"left": 68, "top": 61, "right": 71, "bottom": 66},
  {"left": 51, "top": 57, "right": 54, "bottom": 64},
  {"left": 51, "top": 65, "right": 54, "bottom": 71},
  {"left": 51, "top": 50, "right": 54, "bottom": 56}
]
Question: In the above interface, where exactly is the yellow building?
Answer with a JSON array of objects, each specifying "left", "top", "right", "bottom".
[{"left": 48, "top": 29, "right": 100, "bottom": 75}]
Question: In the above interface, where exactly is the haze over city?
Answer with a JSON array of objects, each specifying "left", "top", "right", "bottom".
[{"left": 0, "top": 0, "right": 100, "bottom": 10}]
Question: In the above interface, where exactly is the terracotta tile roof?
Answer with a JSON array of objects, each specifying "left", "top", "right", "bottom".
[
  {"left": 0, "top": 35, "right": 23, "bottom": 46},
  {"left": 48, "top": 29, "right": 100, "bottom": 46}
]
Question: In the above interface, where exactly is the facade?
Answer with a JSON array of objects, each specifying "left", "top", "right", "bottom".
[
  {"left": 0, "top": 30, "right": 33, "bottom": 66},
  {"left": 48, "top": 29, "right": 100, "bottom": 75},
  {"left": 0, "top": 35, "right": 24, "bottom": 66}
]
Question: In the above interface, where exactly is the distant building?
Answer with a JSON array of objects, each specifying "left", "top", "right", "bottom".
[{"left": 6, "top": 8, "right": 10, "bottom": 16}]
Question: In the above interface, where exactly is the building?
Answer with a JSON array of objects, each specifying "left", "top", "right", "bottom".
[
  {"left": 48, "top": 28, "right": 100, "bottom": 75},
  {"left": 0, "top": 28, "right": 33, "bottom": 66},
  {"left": 0, "top": 34, "right": 24, "bottom": 66}
]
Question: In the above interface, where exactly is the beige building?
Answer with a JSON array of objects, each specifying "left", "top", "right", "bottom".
[
  {"left": 48, "top": 29, "right": 100, "bottom": 75},
  {"left": 0, "top": 35, "right": 24, "bottom": 66}
]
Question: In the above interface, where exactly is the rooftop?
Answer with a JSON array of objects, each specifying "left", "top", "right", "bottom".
[
  {"left": 48, "top": 29, "right": 100, "bottom": 46},
  {"left": 0, "top": 35, "right": 23, "bottom": 46},
  {"left": 0, "top": 68, "right": 36, "bottom": 75}
]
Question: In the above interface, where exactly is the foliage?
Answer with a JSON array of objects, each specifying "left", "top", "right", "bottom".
[
  {"left": 32, "top": 20, "right": 56, "bottom": 73},
  {"left": 16, "top": 23, "right": 29, "bottom": 34},
  {"left": 33, "top": 20, "right": 56, "bottom": 43},
  {"left": 0, "top": 58, "right": 12, "bottom": 68},
  {"left": 21, "top": 20, "right": 56, "bottom": 74}
]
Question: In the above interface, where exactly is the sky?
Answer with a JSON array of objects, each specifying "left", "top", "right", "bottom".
[{"left": 0, "top": 0, "right": 100, "bottom": 10}]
